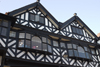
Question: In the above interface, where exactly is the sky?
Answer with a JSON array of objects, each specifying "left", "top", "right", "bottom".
[{"left": 0, "top": 0, "right": 100, "bottom": 35}]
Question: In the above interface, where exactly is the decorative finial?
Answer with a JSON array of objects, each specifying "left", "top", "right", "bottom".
[
  {"left": 74, "top": 13, "right": 77, "bottom": 16},
  {"left": 37, "top": 0, "right": 40, "bottom": 3}
]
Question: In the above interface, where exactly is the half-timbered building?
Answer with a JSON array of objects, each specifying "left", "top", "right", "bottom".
[{"left": 0, "top": 0, "right": 100, "bottom": 67}]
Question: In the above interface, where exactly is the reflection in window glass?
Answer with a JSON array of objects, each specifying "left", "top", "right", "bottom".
[
  {"left": 10, "top": 31, "right": 16, "bottom": 37},
  {"left": 26, "top": 33, "right": 30, "bottom": 39},
  {"left": 43, "top": 44, "right": 47, "bottom": 51},
  {"left": 67, "top": 44, "right": 72, "bottom": 48},
  {"left": 19, "top": 40, "right": 24, "bottom": 47},
  {"left": 2, "top": 20, "right": 8, "bottom": 27},
  {"left": 84, "top": 47, "right": 88, "bottom": 51},
  {"left": 35, "top": 15, "right": 39, "bottom": 22},
  {"left": 40, "top": 16, "right": 44, "bottom": 24},
  {"left": 60, "top": 42, "right": 66, "bottom": 48},
  {"left": 86, "top": 52, "right": 89, "bottom": 59},
  {"left": 25, "top": 40, "right": 30, "bottom": 48},
  {"left": 48, "top": 39, "right": 51, "bottom": 44},
  {"left": 48, "top": 45, "right": 52, "bottom": 53},
  {"left": 30, "top": 14, "right": 35, "bottom": 21},
  {"left": 1, "top": 28, "right": 7, "bottom": 36},
  {"left": 74, "top": 50, "right": 78, "bottom": 57},
  {"left": 42, "top": 37, "right": 46, "bottom": 42},
  {"left": 78, "top": 46, "right": 85, "bottom": 58},
  {"left": 69, "top": 50, "right": 73, "bottom": 56},
  {"left": 91, "top": 49, "right": 95, "bottom": 54},
  {"left": 53, "top": 41, "right": 58, "bottom": 47},
  {"left": 73, "top": 44, "right": 77, "bottom": 49},
  {"left": 19, "top": 33, "right": 25, "bottom": 38},
  {"left": 32, "top": 36, "right": 41, "bottom": 50}
]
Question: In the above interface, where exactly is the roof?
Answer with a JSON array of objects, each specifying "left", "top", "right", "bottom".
[{"left": 0, "top": 13, "right": 16, "bottom": 26}]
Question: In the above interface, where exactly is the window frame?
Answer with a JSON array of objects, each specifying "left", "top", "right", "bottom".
[{"left": 71, "top": 26, "right": 83, "bottom": 35}]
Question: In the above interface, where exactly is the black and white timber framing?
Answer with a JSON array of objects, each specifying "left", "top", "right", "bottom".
[{"left": 0, "top": 1, "right": 100, "bottom": 67}]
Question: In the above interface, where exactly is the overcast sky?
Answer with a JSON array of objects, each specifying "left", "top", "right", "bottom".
[{"left": 0, "top": 0, "right": 100, "bottom": 35}]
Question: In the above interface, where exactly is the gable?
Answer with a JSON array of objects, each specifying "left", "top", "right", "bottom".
[
  {"left": 9, "top": 2, "right": 59, "bottom": 29},
  {"left": 60, "top": 16, "right": 98, "bottom": 43}
]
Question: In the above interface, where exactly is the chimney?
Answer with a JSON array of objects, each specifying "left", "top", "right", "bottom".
[
  {"left": 37, "top": 0, "right": 40, "bottom": 3},
  {"left": 5, "top": 12, "right": 9, "bottom": 15},
  {"left": 97, "top": 33, "right": 100, "bottom": 37},
  {"left": 74, "top": 13, "right": 77, "bottom": 16}
]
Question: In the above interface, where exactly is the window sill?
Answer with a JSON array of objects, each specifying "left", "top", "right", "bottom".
[
  {"left": 17, "top": 47, "right": 52, "bottom": 55},
  {"left": 69, "top": 56, "right": 92, "bottom": 61}
]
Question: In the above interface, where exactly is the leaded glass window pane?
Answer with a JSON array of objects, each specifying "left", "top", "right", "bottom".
[
  {"left": 72, "top": 27, "right": 76, "bottom": 33},
  {"left": 67, "top": 44, "right": 72, "bottom": 48},
  {"left": 48, "top": 45, "right": 52, "bottom": 53},
  {"left": 73, "top": 44, "right": 77, "bottom": 49},
  {"left": 53, "top": 41, "right": 58, "bottom": 47},
  {"left": 26, "top": 33, "right": 30, "bottom": 39},
  {"left": 40, "top": 16, "right": 44, "bottom": 24},
  {"left": 91, "top": 49, "right": 95, "bottom": 54},
  {"left": 78, "top": 46, "right": 85, "bottom": 58},
  {"left": 32, "top": 36, "right": 42, "bottom": 50},
  {"left": 10, "top": 31, "right": 16, "bottom": 37},
  {"left": 86, "top": 52, "right": 90, "bottom": 59},
  {"left": 19, "top": 40, "right": 24, "bottom": 47},
  {"left": 74, "top": 50, "right": 78, "bottom": 57},
  {"left": 25, "top": 40, "right": 30, "bottom": 48},
  {"left": 47, "top": 39, "right": 51, "bottom": 44},
  {"left": 60, "top": 42, "right": 66, "bottom": 48},
  {"left": 42, "top": 37, "right": 46, "bottom": 42},
  {"left": 19, "top": 33, "right": 25, "bottom": 38},
  {"left": 1, "top": 28, "right": 7, "bottom": 36},
  {"left": 43, "top": 44, "right": 47, "bottom": 51},
  {"left": 30, "top": 14, "right": 35, "bottom": 21},
  {"left": 69, "top": 50, "right": 74, "bottom": 56},
  {"left": 2, "top": 20, "right": 8, "bottom": 27},
  {"left": 35, "top": 15, "right": 39, "bottom": 22},
  {"left": 84, "top": 47, "right": 88, "bottom": 51}
]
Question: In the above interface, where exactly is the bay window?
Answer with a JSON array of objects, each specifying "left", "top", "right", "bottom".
[
  {"left": 67, "top": 43, "right": 92, "bottom": 60},
  {"left": 18, "top": 32, "right": 52, "bottom": 54}
]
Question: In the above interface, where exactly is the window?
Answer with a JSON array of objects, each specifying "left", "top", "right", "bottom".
[
  {"left": 0, "top": 20, "right": 9, "bottom": 36},
  {"left": 53, "top": 41, "right": 58, "bottom": 47},
  {"left": 60, "top": 42, "right": 66, "bottom": 48},
  {"left": 1, "top": 28, "right": 7, "bottom": 36},
  {"left": 91, "top": 49, "right": 95, "bottom": 54},
  {"left": 67, "top": 43, "right": 72, "bottom": 48},
  {"left": 32, "top": 36, "right": 42, "bottom": 50},
  {"left": 9, "top": 31, "right": 16, "bottom": 37},
  {"left": 30, "top": 14, "right": 44, "bottom": 24},
  {"left": 2, "top": 20, "right": 8, "bottom": 27},
  {"left": 72, "top": 26, "right": 83, "bottom": 35},
  {"left": 42, "top": 37, "right": 52, "bottom": 53},
  {"left": 69, "top": 50, "right": 74, "bottom": 56},
  {"left": 67, "top": 43, "right": 92, "bottom": 60},
  {"left": 18, "top": 32, "right": 52, "bottom": 54},
  {"left": 78, "top": 46, "right": 85, "bottom": 58}
]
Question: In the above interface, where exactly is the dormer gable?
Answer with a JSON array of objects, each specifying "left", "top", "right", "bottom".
[
  {"left": 60, "top": 14, "right": 98, "bottom": 43},
  {"left": 9, "top": 2, "right": 59, "bottom": 32}
]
